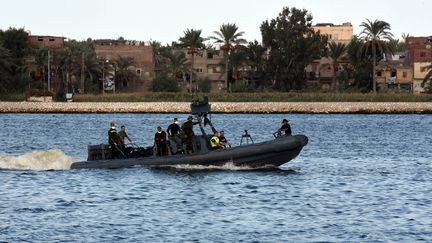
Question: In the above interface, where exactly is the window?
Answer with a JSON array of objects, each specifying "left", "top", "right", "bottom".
[
  {"left": 49, "top": 38, "right": 55, "bottom": 42},
  {"left": 391, "top": 71, "right": 396, "bottom": 77},
  {"left": 420, "top": 52, "right": 426, "bottom": 57},
  {"left": 377, "top": 71, "right": 382, "bottom": 77},
  {"left": 207, "top": 53, "right": 213, "bottom": 59},
  {"left": 403, "top": 72, "right": 407, "bottom": 78},
  {"left": 38, "top": 38, "right": 43, "bottom": 42}
]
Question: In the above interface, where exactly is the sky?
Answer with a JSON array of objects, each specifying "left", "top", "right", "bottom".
[{"left": 1, "top": 0, "right": 430, "bottom": 45}]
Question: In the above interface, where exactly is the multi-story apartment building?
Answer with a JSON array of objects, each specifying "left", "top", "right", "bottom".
[
  {"left": 183, "top": 48, "right": 226, "bottom": 92},
  {"left": 94, "top": 39, "right": 154, "bottom": 92},
  {"left": 375, "top": 53, "right": 413, "bottom": 92},
  {"left": 306, "top": 23, "right": 353, "bottom": 89},
  {"left": 406, "top": 36, "right": 432, "bottom": 93}
]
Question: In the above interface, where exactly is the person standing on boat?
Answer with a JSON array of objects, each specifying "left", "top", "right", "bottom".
[
  {"left": 154, "top": 126, "right": 168, "bottom": 156},
  {"left": 218, "top": 130, "right": 231, "bottom": 148},
  {"left": 181, "top": 116, "right": 197, "bottom": 155},
  {"left": 167, "top": 118, "right": 182, "bottom": 153},
  {"left": 273, "top": 118, "right": 292, "bottom": 137},
  {"left": 118, "top": 125, "right": 132, "bottom": 150},
  {"left": 108, "top": 121, "right": 120, "bottom": 158},
  {"left": 167, "top": 118, "right": 181, "bottom": 137},
  {"left": 210, "top": 131, "right": 224, "bottom": 149}
]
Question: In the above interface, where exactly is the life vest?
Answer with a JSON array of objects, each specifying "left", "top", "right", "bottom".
[{"left": 210, "top": 136, "right": 220, "bottom": 148}]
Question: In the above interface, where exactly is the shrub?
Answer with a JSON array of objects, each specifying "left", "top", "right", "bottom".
[
  {"left": 229, "top": 79, "right": 255, "bottom": 93},
  {"left": 150, "top": 73, "right": 180, "bottom": 92},
  {"left": 197, "top": 78, "right": 212, "bottom": 93}
]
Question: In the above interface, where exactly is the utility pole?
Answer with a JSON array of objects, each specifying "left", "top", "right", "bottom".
[
  {"left": 47, "top": 50, "right": 51, "bottom": 92},
  {"left": 81, "top": 51, "right": 85, "bottom": 93}
]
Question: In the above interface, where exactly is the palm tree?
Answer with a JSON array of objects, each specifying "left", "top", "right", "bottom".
[
  {"left": 179, "top": 29, "right": 205, "bottom": 92},
  {"left": 328, "top": 42, "right": 347, "bottom": 91},
  {"left": 166, "top": 51, "right": 190, "bottom": 80},
  {"left": 421, "top": 65, "right": 432, "bottom": 91},
  {"left": 360, "top": 19, "right": 394, "bottom": 93},
  {"left": 229, "top": 46, "right": 248, "bottom": 82},
  {"left": 114, "top": 56, "right": 137, "bottom": 92},
  {"left": 150, "top": 40, "right": 163, "bottom": 77},
  {"left": 209, "top": 23, "right": 247, "bottom": 90},
  {"left": 81, "top": 52, "right": 102, "bottom": 92}
]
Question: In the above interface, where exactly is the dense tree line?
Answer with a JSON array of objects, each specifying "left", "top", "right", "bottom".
[{"left": 1, "top": 6, "right": 410, "bottom": 95}]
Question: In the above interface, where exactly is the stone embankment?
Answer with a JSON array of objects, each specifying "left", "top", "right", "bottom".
[{"left": 1, "top": 102, "right": 432, "bottom": 113}]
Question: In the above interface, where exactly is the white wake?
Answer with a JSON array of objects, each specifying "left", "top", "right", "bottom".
[
  {"left": 157, "top": 162, "right": 277, "bottom": 171},
  {"left": 0, "top": 149, "right": 78, "bottom": 170}
]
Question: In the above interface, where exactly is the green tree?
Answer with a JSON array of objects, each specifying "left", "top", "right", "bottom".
[
  {"left": 0, "top": 45, "right": 14, "bottom": 92},
  {"left": 81, "top": 51, "right": 102, "bottom": 93},
  {"left": 261, "top": 7, "right": 328, "bottom": 91},
  {"left": 245, "top": 40, "right": 266, "bottom": 85},
  {"left": 359, "top": 19, "right": 395, "bottom": 92},
  {"left": 0, "top": 45, "right": 12, "bottom": 72},
  {"left": 0, "top": 27, "right": 30, "bottom": 92},
  {"left": 114, "top": 55, "right": 137, "bottom": 92},
  {"left": 179, "top": 29, "right": 205, "bottom": 92},
  {"left": 209, "top": 23, "right": 247, "bottom": 91},
  {"left": 229, "top": 45, "right": 248, "bottom": 82},
  {"left": 328, "top": 41, "right": 347, "bottom": 91},
  {"left": 150, "top": 40, "right": 163, "bottom": 77},
  {"left": 166, "top": 51, "right": 190, "bottom": 81}
]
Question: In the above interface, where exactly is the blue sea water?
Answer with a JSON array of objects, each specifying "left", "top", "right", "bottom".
[{"left": 0, "top": 113, "right": 431, "bottom": 242}]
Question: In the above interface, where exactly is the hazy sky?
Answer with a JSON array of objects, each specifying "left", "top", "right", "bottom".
[{"left": 1, "top": 0, "right": 430, "bottom": 44}]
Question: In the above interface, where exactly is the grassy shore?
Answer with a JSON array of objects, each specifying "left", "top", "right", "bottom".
[
  {"left": 2, "top": 92, "right": 432, "bottom": 102},
  {"left": 73, "top": 92, "right": 432, "bottom": 102}
]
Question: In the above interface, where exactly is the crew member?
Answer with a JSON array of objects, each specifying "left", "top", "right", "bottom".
[
  {"left": 118, "top": 125, "right": 132, "bottom": 150},
  {"left": 108, "top": 121, "right": 120, "bottom": 158},
  {"left": 210, "top": 131, "right": 223, "bottom": 149},
  {"left": 167, "top": 118, "right": 182, "bottom": 153},
  {"left": 273, "top": 118, "right": 292, "bottom": 137},
  {"left": 154, "top": 126, "right": 168, "bottom": 156},
  {"left": 167, "top": 118, "right": 181, "bottom": 137},
  {"left": 181, "top": 116, "right": 197, "bottom": 155},
  {"left": 219, "top": 130, "right": 231, "bottom": 148}
]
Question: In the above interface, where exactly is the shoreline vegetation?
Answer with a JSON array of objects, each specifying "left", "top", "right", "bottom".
[{"left": 2, "top": 92, "right": 432, "bottom": 102}]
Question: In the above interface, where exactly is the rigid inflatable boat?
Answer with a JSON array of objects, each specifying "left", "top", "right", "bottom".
[{"left": 70, "top": 98, "right": 308, "bottom": 169}]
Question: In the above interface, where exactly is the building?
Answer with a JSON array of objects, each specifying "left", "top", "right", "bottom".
[
  {"left": 312, "top": 22, "right": 353, "bottom": 45},
  {"left": 306, "top": 23, "right": 354, "bottom": 89},
  {"left": 29, "top": 35, "right": 65, "bottom": 49},
  {"left": 406, "top": 36, "right": 432, "bottom": 93},
  {"left": 27, "top": 35, "right": 66, "bottom": 94},
  {"left": 375, "top": 53, "right": 413, "bottom": 92},
  {"left": 185, "top": 48, "right": 225, "bottom": 92},
  {"left": 94, "top": 39, "right": 154, "bottom": 92}
]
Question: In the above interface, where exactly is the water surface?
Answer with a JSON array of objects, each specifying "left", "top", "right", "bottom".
[{"left": 1, "top": 113, "right": 431, "bottom": 242}]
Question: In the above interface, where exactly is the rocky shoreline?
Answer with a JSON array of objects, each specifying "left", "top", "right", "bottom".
[{"left": 1, "top": 101, "right": 432, "bottom": 113}]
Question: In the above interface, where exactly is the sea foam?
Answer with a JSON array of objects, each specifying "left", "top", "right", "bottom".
[{"left": 0, "top": 149, "right": 77, "bottom": 170}]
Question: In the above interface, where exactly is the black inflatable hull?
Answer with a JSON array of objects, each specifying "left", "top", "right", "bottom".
[{"left": 70, "top": 135, "right": 308, "bottom": 169}]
